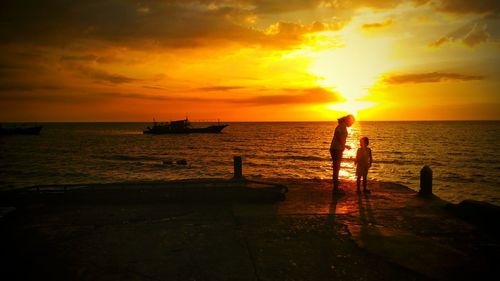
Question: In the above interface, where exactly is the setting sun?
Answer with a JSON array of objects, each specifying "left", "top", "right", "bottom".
[
  {"left": 298, "top": 28, "right": 395, "bottom": 118},
  {"left": 307, "top": 30, "right": 394, "bottom": 101}
]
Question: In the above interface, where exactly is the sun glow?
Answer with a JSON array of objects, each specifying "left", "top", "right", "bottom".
[
  {"left": 326, "top": 101, "right": 377, "bottom": 117},
  {"left": 298, "top": 29, "right": 396, "bottom": 117}
]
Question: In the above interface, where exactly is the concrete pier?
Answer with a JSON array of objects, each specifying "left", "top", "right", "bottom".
[{"left": 0, "top": 179, "right": 497, "bottom": 281}]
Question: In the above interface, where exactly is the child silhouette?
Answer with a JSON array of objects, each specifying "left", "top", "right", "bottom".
[{"left": 355, "top": 137, "right": 372, "bottom": 193}]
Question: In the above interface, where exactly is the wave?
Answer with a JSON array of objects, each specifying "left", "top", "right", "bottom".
[
  {"left": 437, "top": 173, "right": 476, "bottom": 183},
  {"left": 246, "top": 161, "right": 275, "bottom": 168},
  {"left": 96, "top": 154, "right": 161, "bottom": 162},
  {"left": 280, "top": 155, "right": 326, "bottom": 161},
  {"left": 373, "top": 159, "right": 418, "bottom": 165}
]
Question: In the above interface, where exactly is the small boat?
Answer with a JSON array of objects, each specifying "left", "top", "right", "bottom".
[
  {"left": 0, "top": 124, "right": 43, "bottom": 136},
  {"left": 143, "top": 118, "right": 228, "bottom": 134}
]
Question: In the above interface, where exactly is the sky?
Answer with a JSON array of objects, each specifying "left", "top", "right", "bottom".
[{"left": 0, "top": 0, "right": 499, "bottom": 121}]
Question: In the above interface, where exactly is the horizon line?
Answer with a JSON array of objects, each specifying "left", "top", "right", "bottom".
[{"left": 2, "top": 119, "right": 500, "bottom": 123}]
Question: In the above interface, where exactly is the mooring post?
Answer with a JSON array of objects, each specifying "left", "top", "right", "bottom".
[
  {"left": 233, "top": 156, "right": 243, "bottom": 179},
  {"left": 419, "top": 165, "right": 433, "bottom": 197}
]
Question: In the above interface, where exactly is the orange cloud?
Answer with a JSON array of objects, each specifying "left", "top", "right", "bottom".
[
  {"left": 234, "top": 87, "right": 342, "bottom": 106},
  {"left": 86, "top": 87, "right": 341, "bottom": 107}
]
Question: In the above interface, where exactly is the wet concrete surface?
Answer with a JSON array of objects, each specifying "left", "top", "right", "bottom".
[{"left": 0, "top": 179, "right": 498, "bottom": 281}]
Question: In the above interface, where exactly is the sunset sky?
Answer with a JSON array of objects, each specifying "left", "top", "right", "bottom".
[{"left": 0, "top": 0, "right": 499, "bottom": 121}]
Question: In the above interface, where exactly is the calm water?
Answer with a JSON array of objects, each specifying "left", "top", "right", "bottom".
[{"left": 1, "top": 122, "right": 499, "bottom": 205}]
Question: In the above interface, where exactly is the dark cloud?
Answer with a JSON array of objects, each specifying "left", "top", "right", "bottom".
[
  {"left": 198, "top": 86, "right": 246, "bottom": 91},
  {"left": 0, "top": 0, "right": 496, "bottom": 53},
  {"left": 429, "top": 36, "right": 450, "bottom": 47},
  {"left": 143, "top": 85, "right": 168, "bottom": 91},
  {"left": 0, "top": 0, "right": 357, "bottom": 51},
  {"left": 61, "top": 54, "right": 142, "bottom": 65},
  {"left": 271, "top": 0, "right": 500, "bottom": 15},
  {"left": 77, "top": 66, "right": 138, "bottom": 84},
  {"left": 356, "top": 0, "right": 500, "bottom": 14},
  {"left": 0, "top": 91, "right": 168, "bottom": 103},
  {"left": 338, "top": 0, "right": 499, "bottom": 14},
  {"left": 0, "top": 82, "right": 61, "bottom": 92},
  {"left": 0, "top": 92, "right": 71, "bottom": 102},
  {"left": 251, "top": 0, "right": 324, "bottom": 14},
  {"left": 0, "top": 63, "right": 27, "bottom": 73},
  {"left": 462, "top": 23, "right": 490, "bottom": 46},
  {"left": 433, "top": 0, "right": 500, "bottom": 14},
  {"left": 0, "top": 47, "right": 48, "bottom": 71},
  {"left": 98, "top": 92, "right": 172, "bottom": 101},
  {"left": 250, "top": 0, "right": 475, "bottom": 16},
  {"left": 384, "top": 72, "right": 484, "bottom": 84},
  {"left": 60, "top": 55, "right": 98, "bottom": 62},
  {"left": 95, "top": 55, "right": 133, "bottom": 64},
  {"left": 0, "top": 0, "right": 264, "bottom": 48},
  {"left": 429, "top": 20, "right": 493, "bottom": 47},
  {"left": 0, "top": 91, "right": 113, "bottom": 104}
]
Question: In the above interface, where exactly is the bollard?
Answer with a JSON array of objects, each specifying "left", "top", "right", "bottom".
[
  {"left": 233, "top": 156, "right": 243, "bottom": 179},
  {"left": 419, "top": 165, "right": 432, "bottom": 197}
]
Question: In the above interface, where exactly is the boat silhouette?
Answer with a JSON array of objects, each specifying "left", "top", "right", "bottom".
[
  {"left": 0, "top": 124, "right": 43, "bottom": 136},
  {"left": 143, "top": 118, "right": 228, "bottom": 134}
]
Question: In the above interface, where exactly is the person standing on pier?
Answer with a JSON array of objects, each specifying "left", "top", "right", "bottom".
[{"left": 330, "top": 114, "right": 355, "bottom": 193}]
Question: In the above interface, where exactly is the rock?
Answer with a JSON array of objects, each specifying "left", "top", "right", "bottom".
[
  {"left": 176, "top": 159, "right": 188, "bottom": 165},
  {"left": 446, "top": 199, "right": 500, "bottom": 232}
]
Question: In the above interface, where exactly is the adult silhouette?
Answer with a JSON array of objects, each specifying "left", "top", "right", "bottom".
[{"left": 329, "top": 114, "right": 355, "bottom": 193}]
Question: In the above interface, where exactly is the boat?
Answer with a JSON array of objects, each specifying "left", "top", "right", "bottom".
[
  {"left": 143, "top": 118, "right": 228, "bottom": 134},
  {"left": 0, "top": 124, "right": 43, "bottom": 136}
]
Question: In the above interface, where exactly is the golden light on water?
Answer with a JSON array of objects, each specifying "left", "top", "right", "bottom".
[{"left": 341, "top": 124, "right": 362, "bottom": 180}]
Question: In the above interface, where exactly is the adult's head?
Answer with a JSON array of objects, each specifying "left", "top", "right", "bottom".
[{"left": 338, "top": 114, "right": 355, "bottom": 127}]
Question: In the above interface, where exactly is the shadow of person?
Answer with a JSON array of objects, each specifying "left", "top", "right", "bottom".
[
  {"left": 356, "top": 192, "right": 382, "bottom": 247},
  {"left": 327, "top": 190, "right": 343, "bottom": 224}
]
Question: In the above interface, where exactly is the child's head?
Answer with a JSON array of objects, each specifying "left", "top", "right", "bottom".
[{"left": 360, "top": 137, "right": 369, "bottom": 147}]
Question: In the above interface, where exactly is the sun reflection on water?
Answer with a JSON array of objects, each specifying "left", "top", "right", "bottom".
[{"left": 339, "top": 122, "right": 363, "bottom": 181}]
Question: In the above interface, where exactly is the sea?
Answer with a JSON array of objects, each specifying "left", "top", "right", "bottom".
[{"left": 1, "top": 121, "right": 499, "bottom": 205}]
